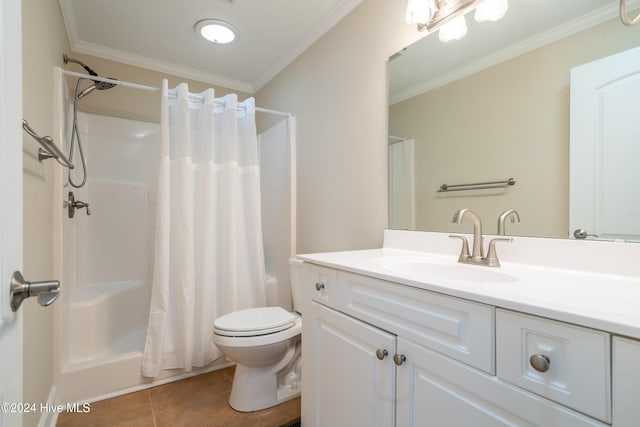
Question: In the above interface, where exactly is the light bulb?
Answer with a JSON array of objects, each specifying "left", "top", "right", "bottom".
[
  {"left": 405, "top": 0, "right": 437, "bottom": 24},
  {"left": 474, "top": 0, "right": 509, "bottom": 23},
  {"left": 439, "top": 15, "right": 468, "bottom": 42}
]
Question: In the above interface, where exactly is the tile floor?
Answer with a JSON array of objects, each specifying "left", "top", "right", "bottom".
[{"left": 56, "top": 366, "right": 301, "bottom": 427}]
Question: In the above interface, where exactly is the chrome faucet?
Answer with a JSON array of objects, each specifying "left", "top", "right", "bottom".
[
  {"left": 450, "top": 209, "right": 512, "bottom": 267},
  {"left": 497, "top": 209, "right": 520, "bottom": 235}
]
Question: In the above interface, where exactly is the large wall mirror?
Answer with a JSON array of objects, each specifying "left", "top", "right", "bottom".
[{"left": 388, "top": 0, "right": 639, "bottom": 239}]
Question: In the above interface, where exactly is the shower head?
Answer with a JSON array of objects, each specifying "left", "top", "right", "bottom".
[
  {"left": 64, "top": 54, "right": 118, "bottom": 99},
  {"left": 76, "top": 80, "right": 118, "bottom": 99}
]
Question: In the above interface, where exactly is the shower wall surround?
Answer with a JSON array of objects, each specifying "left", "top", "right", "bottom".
[{"left": 56, "top": 112, "right": 161, "bottom": 401}]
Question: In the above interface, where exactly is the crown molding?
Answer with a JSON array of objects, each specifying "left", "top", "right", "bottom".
[
  {"left": 390, "top": 1, "right": 640, "bottom": 105},
  {"left": 252, "top": 0, "right": 363, "bottom": 91},
  {"left": 70, "top": 40, "right": 254, "bottom": 94}
]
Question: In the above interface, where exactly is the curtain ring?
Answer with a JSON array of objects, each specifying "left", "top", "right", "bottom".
[{"left": 620, "top": 0, "right": 640, "bottom": 25}]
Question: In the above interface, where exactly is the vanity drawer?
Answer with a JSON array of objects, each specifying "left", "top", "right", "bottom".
[
  {"left": 496, "top": 309, "right": 611, "bottom": 423},
  {"left": 337, "top": 271, "right": 495, "bottom": 374},
  {"left": 309, "top": 264, "right": 338, "bottom": 309}
]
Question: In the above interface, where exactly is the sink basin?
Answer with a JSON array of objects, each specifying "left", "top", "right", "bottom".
[{"left": 374, "top": 256, "right": 517, "bottom": 284}]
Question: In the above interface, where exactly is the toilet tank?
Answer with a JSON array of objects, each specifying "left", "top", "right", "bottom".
[{"left": 289, "top": 258, "right": 311, "bottom": 315}]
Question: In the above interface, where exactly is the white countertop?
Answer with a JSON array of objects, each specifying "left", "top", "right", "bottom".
[{"left": 297, "top": 231, "right": 640, "bottom": 339}]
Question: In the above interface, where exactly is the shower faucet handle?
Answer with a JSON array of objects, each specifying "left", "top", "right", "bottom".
[{"left": 65, "top": 191, "right": 91, "bottom": 218}]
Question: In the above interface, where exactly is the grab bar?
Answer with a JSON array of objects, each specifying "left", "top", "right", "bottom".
[
  {"left": 438, "top": 177, "right": 516, "bottom": 192},
  {"left": 22, "top": 119, "right": 74, "bottom": 169}
]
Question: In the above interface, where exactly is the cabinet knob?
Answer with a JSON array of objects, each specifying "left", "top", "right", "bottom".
[
  {"left": 529, "top": 354, "right": 550, "bottom": 372},
  {"left": 393, "top": 354, "right": 406, "bottom": 366},
  {"left": 315, "top": 282, "right": 325, "bottom": 291},
  {"left": 376, "top": 349, "right": 388, "bottom": 360}
]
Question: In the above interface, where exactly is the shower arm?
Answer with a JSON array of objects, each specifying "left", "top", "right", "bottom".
[{"left": 63, "top": 54, "right": 99, "bottom": 78}]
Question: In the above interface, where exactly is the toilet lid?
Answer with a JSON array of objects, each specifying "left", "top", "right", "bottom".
[{"left": 214, "top": 307, "right": 295, "bottom": 337}]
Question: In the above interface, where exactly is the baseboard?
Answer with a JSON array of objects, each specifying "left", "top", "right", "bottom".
[
  {"left": 37, "top": 385, "right": 58, "bottom": 427},
  {"left": 61, "top": 360, "right": 235, "bottom": 405}
]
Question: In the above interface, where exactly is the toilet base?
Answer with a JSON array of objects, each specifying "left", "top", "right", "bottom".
[{"left": 228, "top": 360, "right": 301, "bottom": 412}]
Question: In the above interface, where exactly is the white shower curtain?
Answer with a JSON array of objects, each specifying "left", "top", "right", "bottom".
[{"left": 141, "top": 80, "right": 267, "bottom": 377}]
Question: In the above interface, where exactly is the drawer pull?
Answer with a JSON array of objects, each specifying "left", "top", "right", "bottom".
[
  {"left": 315, "top": 282, "right": 325, "bottom": 291},
  {"left": 529, "top": 354, "right": 550, "bottom": 372},
  {"left": 376, "top": 349, "right": 388, "bottom": 360},
  {"left": 393, "top": 354, "right": 406, "bottom": 366}
]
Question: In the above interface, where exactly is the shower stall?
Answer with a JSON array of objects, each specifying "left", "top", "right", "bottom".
[
  {"left": 52, "top": 67, "right": 295, "bottom": 403},
  {"left": 54, "top": 110, "right": 161, "bottom": 402}
]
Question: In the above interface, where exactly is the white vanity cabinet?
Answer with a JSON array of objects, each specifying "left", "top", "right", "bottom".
[{"left": 300, "top": 262, "right": 628, "bottom": 427}]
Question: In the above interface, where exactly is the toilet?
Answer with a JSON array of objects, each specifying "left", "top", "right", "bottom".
[{"left": 213, "top": 266, "right": 308, "bottom": 412}]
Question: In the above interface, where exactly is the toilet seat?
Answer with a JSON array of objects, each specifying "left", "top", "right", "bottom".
[{"left": 214, "top": 306, "right": 295, "bottom": 337}]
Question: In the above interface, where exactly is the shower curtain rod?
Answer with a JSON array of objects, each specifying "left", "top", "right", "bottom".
[
  {"left": 388, "top": 135, "right": 408, "bottom": 144},
  {"left": 62, "top": 69, "right": 293, "bottom": 117}
]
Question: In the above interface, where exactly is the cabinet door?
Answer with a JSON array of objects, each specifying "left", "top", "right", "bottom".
[
  {"left": 303, "top": 301, "right": 395, "bottom": 427},
  {"left": 612, "top": 336, "right": 640, "bottom": 427},
  {"left": 396, "top": 338, "right": 607, "bottom": 427}
]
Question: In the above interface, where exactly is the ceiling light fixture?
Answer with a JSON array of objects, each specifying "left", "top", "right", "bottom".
[
  {"left": 195, "top": 19, "right": 238, "bottom": 44},
  {"left": 406, "top": 0, "right": 508, "bottom": 42}
]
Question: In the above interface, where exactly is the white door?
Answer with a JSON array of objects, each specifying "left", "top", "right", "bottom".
[
  {"left": 307, "top": 302, "right": 395, "bottom": 427},
  {"left": 570, "top": 46, "right": 640, "bottom": 241},
  {"left": 0, "top": 0, "right": 24, "bottom": 426}
]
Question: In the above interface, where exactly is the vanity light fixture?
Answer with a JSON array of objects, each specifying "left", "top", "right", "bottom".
[
  {"left": 406, "top": 0, "right": 509, "bottom": 42},
  {"left": 195, "top": 19, "right": 239, "bottom": 44},
  {"left": 438, "top": 15, "right": 468, "bottom": 42},
  {"left": 620, "top": 0, "right": 640, "bottom": 25}
]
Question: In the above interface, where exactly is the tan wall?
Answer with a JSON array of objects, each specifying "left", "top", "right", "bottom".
[
  {"left": 389, "top": 17, "right": 639, "bottom": 238},
  {"left": 21, "top": 0, "right": 70, "bottom": 425},
  {"left": 256, "top": 0, "right": 422, "bottom": 253}
]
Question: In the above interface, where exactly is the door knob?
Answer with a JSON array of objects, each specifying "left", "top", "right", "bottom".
[
  {"left": 376, "top": 349, "right": 388, "bottom": 360},
  {"left": 573, "top": 229, "right": 598, "bottom": 239},
  {"left": 9, "top": 271, "right": 60, "bottom": 312}
]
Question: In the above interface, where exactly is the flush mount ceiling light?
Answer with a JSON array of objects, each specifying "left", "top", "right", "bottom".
[{"left": 195, "top": 19, "right": 238, "bottom": 44}]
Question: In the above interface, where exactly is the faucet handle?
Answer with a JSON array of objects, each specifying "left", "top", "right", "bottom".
[
  {"left": 486, "top": 237, "right": 513, "bottom": 267},
  {"left": 449, "top": 235, "right": 470, "bottom": 262},
  {"left": 497, "top": 209, "right": 520, "bottom": 235}
]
